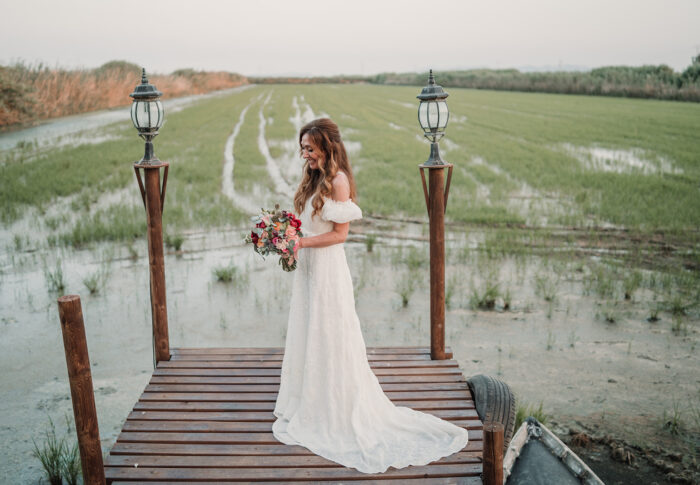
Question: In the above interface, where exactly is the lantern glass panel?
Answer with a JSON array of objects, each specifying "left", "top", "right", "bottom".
[
  {"left": 437, "top": 100, "right": 449, "bottom": 130},
  {"left": 418, "top": 101, "right": 429, "bottom": 132},
  {"left": 130, "top": 102, "right": 138, "bottom": 129},
  {"left": 427, "top": 101, "right": 440, "bottom": 130},
  {"left": 131, "top": 100, "right": 164, "bottom": 130}
]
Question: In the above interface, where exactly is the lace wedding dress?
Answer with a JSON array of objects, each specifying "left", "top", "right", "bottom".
[{"left": 272, "top": 194, "right": 469, "bottom": 474}]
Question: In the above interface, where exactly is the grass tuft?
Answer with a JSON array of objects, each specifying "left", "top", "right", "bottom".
[
  {"left": 31, "top": 416, "right": 83, "bottom": 485},
  {"left": 395, "top": 270, "right": 418, "bottom": 308},
  {"left": 364, "top": 234, "right": 377, "bottom": 253},
  {"left": 44, "top": 260, "right": 66, "bottom": 293},
  {"left": 515, "top": 401, "right": 549, "bottom": 431},
  {"left": 213, "top": 262, "right": 249, "bottom": 288},
  {"left": 469, "top": 275, "right": 500, "bottom": 310},
  {"left": 165, "top": 233, "right": 185, "bottom": 251}
]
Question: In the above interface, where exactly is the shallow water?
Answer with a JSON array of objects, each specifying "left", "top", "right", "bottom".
[
  {"left": 559, "top": 143, "right": 683, "bottom": 175},
  {"left": 1, "top": 222, "right": 697, "bottom": 483},
  {"left": 0, "top": 86, "right": 253, "bottom": 152}
]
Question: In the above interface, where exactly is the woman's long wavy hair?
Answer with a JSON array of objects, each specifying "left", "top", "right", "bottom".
[{"left": 294, "top": 118, "right": 357, "bottom": 217}]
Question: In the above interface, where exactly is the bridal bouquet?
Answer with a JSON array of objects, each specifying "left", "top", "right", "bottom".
[{"left": 245, "top": 205, "right": 303, "bottom": 272}]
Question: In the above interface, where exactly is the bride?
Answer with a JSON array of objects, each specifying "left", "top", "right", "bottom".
[{"left": 272, "top": 118, "right": 469, "bottom": 474}]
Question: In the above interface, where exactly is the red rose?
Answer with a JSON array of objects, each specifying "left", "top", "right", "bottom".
[
  {"left": 250, "top": 232, "right": 258, "bottom": 244},
  {"left": 256, "top": 221, "right": 266, "bottom": 228}
]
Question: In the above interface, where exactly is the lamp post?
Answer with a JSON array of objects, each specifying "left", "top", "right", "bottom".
[
  {"left": 130, "top": 68, "right": 170, "bottom": 364},
  {"left": 417, "top": 70, "right": 454, "bottom": 361}
]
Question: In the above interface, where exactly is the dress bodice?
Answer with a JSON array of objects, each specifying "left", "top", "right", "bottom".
[{"left": 299, "top": 194, "right": 362, "bottom": 237}]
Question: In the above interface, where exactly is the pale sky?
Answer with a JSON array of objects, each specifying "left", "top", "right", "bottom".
[{"left": 1, "top": 0, "right": 698, "bottom": 76}]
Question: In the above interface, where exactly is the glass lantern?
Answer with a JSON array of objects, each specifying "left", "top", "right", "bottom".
[
  {"left": 417, "top": 70, "right": 450, "bottom": 165},
  {"left": 130, "top": 98, "right": 164, "bottom": 134},
  {"left": 129, "top": 69, "right": 164, "bottom": 163},
  {"left": 417, "top": 69, "right": 449, "bottom": 143}
]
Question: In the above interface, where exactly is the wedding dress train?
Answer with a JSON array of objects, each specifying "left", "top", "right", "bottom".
[{"left": 272, "top": 194, "right": 469, "bottom": 474}]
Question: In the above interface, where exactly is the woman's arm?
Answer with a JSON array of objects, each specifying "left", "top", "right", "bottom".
[{"left": 297, "top": 173, "right": 351, "bottom": 251}]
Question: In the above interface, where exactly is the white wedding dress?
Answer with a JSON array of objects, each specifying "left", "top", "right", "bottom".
[{"left": 272, "top": 193, "right": 469, "bottom": 474}]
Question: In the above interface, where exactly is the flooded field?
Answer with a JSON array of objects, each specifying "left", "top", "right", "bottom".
[
  {"left": 1, "top": 84, "right": 699, "bottom": 482},
  {"left": 2, "top": 218, "right": 698, "bottom": 482}
]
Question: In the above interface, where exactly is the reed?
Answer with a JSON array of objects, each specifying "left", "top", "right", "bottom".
[
  {"left": 0, "top": 60, "right": 247, "bottom": 129},
  {"left": 515, "top": 401, "right": 549, "bottom": 430},
  {"left": 394, "top": 269, "right": 418, "bottom": 308},
  {"left": 31, "top": 417, "right": 65, "bottom": 485}
]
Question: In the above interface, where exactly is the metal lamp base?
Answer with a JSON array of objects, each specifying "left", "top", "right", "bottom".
[{"left": 422, "top": 142, "right": 446, "bottom": 166}]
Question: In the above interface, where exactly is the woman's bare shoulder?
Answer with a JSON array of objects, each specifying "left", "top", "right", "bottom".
[
  {"left": 332, "top": 170, "right": 349, "bottom": 183},
  {"left": 330, "top": 171, "right": 350, "bottom": 200}
]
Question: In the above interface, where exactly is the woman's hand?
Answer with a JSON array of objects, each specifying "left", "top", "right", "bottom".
[{"left": 293, "top": 237, "right": 303, "bottom": 259}]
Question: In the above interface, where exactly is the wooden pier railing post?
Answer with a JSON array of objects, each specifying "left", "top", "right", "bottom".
[
  {"left": 57, "top": 295, "right": 106, "bottom": 485},
  {"left": 419, "top": 163, "right": 454, "bottom": 360},
  {"left": 135, "top": 162, "right": 171, "bottom": 363},
  {"left": 483, "top": 421, "right": 504, "bottom": 485}
]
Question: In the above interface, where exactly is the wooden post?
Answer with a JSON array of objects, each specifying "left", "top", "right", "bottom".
[
  {"left": 57, "top": 295, "right": 106, "bottom": 485},
  {"left": 483, "top": 422, "right": 504, "bottom": 485},
  {"left": 135, "top": 163, "right": 170, "bottom": 363},
  {"left": 428, "top": 167, "right": 446, "bottom": 360},
  {"left": 420, "top": 163, "right": 454, "bottom": 360}
]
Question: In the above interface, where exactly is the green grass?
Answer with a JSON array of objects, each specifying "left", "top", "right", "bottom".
[
  {"left": 213, "top": 262, "right": 249, "bottom": 288},
  {"left": 394, "top": 269, "right": 418, "bottom": 307},
  {"left": 58, "top": 204, "right": 145, "bottom": 247},
  {"left": 165, "top": 233, "right": 185, "bottom": 251},
  {"left": 31, "top": 416, "right": 81, "bottom": 485},
  {"left": 43, "top": 260, "right": 66, "bottom": 293},
  {"left": 232, "top": 95, "right": 274, "bottom": 194},
  {"left": 469, "top": 274, "right": 501, "bottom": 310},
  {"left": 515, "top": 401, "right": 549, "bottom": 430},
  {"left": 3, "top": 84, "right": 700, "bottom": 247}
]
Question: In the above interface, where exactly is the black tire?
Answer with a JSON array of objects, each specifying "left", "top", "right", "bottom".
[{"left": 467, "top": 374, "right": 517, "bottom": 451}]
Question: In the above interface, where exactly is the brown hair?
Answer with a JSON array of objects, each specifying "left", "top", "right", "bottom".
[{"left": 293, "top": 118, "right": 357, "bottom": 217}]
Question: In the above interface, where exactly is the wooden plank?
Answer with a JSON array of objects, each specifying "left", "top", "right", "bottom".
[
  {"left": 138, "top": 390, "right": 472, "bottom": 402},
  {"left": 109, "top": 440, "right": 484, "bottom": 456},
  {"left": 104, "top": 463, "right": 482, "bottom": 481},
  {"left": 116, "top": 430, "right": 483, "bottom": 444},
  {"left": 105, "top": 451, "right": 480, "bottom": 468},
  {"left": 126, "top": 409, "right": 479, "bottom": 422},
  {"left": 171, "top": 346, "right": 453, "bottom": 355},
  {"left": 157, "top": 360, "right": 459, "bottom": 369},
  {"left": 149, "top": 374, "right": 465, "bottom": 384},
  {"left": 121, "top": 420, "right": 482, "bottom": 433},
  {"left": 111, "top": 479, "right": 481, "bottom": 485},
  {"left": 108, "top": 347, "right": 482, "bottom": 482},
  {"left": 144, "top": 382, "right": 469, "bottom": 393},
  {"left": 153, "top": 366, "right": 464, "bottom": 377},
  {"left": 133, "top": 400, "right": 475, "bottom": 412},
  {"left": 170, "top": 353, "right": 433, "bottom": 362}
]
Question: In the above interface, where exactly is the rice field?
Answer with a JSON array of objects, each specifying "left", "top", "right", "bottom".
[
  {"left": 3, "top": 84, "right": 700, "bottom": 234},
  {"left": 1, "top": 84, "right": 699, "bottom": 483}
]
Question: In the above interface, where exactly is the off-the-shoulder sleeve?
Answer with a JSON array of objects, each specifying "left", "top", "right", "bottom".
[{"left": 321, "top": 198, "right": 362, "bottom": 223}]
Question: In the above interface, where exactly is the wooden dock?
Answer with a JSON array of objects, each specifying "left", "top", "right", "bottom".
[{"left": 103, "top": 346, "right": 484, "bottom": 484}]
